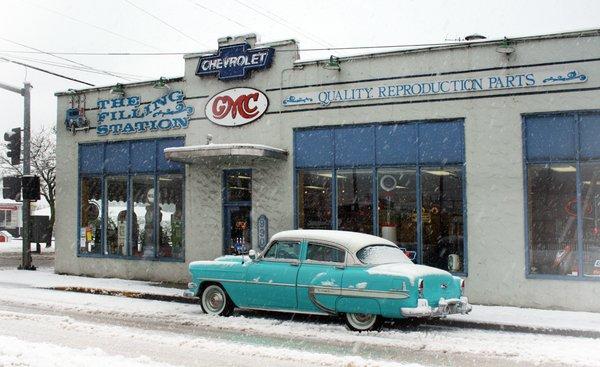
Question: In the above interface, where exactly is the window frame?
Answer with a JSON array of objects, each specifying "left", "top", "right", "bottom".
[
  {"left": 304, "top": 241, "right": 347, "bottom": 265},
  {"left": 76, "top": 137, "right": 185, "bottom": 262},
  {"left": 261, "top": 240, "right": 301, "bottom": 263},
  {"left": 293, "top": 120, "right": 467, "bottom": 276},
  {"left": 523, "top": 111, "right": 600, "bottom": 281}
]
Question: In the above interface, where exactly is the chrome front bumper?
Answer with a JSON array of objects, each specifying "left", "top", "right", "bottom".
[
  {"left": 400, "top": 296, "right": 472, "bottom": 318},
  {"left": 183, "top": 282, "right": 197, "bottom": 298}
]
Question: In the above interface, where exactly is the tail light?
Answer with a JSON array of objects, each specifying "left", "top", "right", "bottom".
[
  {"left": 417, "top": 279, "right": 424, "bottom": 298},
  {"left": 460, "top": 279, "right": 465, "bottom": 293}
]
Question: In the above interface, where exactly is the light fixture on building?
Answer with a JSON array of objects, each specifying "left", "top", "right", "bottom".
[
  {"left": 324, "top": 55, "right": 341, "bottom": 71},
  {"left": 550, "top": 165, "right": 576, "bottom": 173},
  {"left": 110, "top": 83, "right": 125, "bottom": 96},
  {"left": 153, "top": 77, "right": 170, "bottom": 90},
  {"left": 464, "top": 34, "right": 487, "bottom": 41},
  {"left": 496, "top": 38, "right": 515, "bottom": 54},
  {"left": 423, "top": 169, "right": 452, "bottom": 176}
]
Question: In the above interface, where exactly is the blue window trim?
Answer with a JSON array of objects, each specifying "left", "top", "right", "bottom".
[
  {"left": 522, "top": 110, "right": 600, "bottom": 281},
  {"left": 293, "top": 119, "right": 467, "bottom": 276},
  {"left": 77, "top": 137, "right": 186, "bottom": 262}
]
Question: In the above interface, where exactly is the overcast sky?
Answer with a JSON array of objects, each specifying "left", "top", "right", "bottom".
[{"left": 0, "top": 0, "right": 599, "bottom": 133}]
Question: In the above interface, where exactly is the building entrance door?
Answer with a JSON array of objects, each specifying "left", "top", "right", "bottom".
[{"left": 223, "top": 170, "right": 252, "bottom": 254}]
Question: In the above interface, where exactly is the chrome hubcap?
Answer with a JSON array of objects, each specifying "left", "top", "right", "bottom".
[
  {"left": 347, "top": 313, "right": 376, "bottom": 329},
  {"left": 203, "top": 286, "right": 225, "bottom": 314}
]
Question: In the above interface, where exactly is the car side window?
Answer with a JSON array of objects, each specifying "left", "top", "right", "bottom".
[
  {"left": 263, "top": 241, "right": 300, "bottom": 260},
  {"left": 306, "top": 242, "right": 346, "bottom": 263}
]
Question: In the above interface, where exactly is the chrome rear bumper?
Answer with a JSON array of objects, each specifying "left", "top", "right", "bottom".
[{"left": 401, "top": 296, "right": 472, "bottom": 318}]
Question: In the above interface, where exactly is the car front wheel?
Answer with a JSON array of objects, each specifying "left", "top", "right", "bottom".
[
  {"left": 344, "top": 313, "right": 383, "bottom": 332},
  {"left": 200, "top": 284, "right": 234, "bottom": 316}
]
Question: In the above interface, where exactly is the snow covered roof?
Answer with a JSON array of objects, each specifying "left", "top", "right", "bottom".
[
  {"left": 271, "top": 230, "right": 396, "bottom": 253},
  {"left": 164, "top": 143, "right": 288, "bottom": 164}
]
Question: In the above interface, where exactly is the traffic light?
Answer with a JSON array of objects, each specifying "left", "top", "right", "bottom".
[
  {"left": 22, "top": 175, "right": 40, "bottom": 201},
  {"left": 3, "top": 127, "right": 21, "bottom": 166},
  {"left": 2, "top": 176, "right": 21, "bottom": 200}
]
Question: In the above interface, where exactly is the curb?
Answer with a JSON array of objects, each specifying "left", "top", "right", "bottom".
[
  {"left": 49, "top": 286, "right": 599, "bottom": 338},
  {"left": 427, "top": 318, "right": 600, "bottom": 339},
  {"left": 49, "top": 286, "right": 201, "bottom": 304}
]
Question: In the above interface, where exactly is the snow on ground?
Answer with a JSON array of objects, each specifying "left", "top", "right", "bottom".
[
  {"left": 0, "top": 238, "right": 55, "bottom": 253},
  {"left": 1, "top": 267, "right": 599, "bottom": 334},
  {"left": 0, "top": 335, "right": 176, "bottom": 367},
  {"left": 0, "top": 310, "right": 422, "bottom": 367},
  {"left": 447, "top": 304, "right": 600, "bottom": 333},
  {"left": 0, "top": 268, "right": 180, "bottom": 297},
  {"left": 0, "top": 273, "right": 598, "bottom": 366}
]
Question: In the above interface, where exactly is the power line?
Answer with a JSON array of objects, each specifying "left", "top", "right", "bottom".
[
  {"left": 122, "top": 0, "right": 210, "bottom": 48},
  {"left": 0, "top": 37, "right": 137, "bottom": 82},
  {"left": 0, "top": 41, "right": 466, "bottom": 56},
  {"left": 0, "top": 56, "right": 94, "bottom": 86},
  {"left": 186, "top": 0, "right": 248, "bottom": 29},
  {"left": 24, "top": 0, "right": 162, "bottom": 52},
  {"left": 231, "top": 0, "right": 332, "bottom": 48},
  {"left": 0, "top": 53, "right": 150, "bottom": 80},
  {"left": 233, "top": 0, "right": 335, "bottom": 48}
]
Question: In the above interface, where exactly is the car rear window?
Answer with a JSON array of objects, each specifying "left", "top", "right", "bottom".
[{"left": 356, "top": 245, "right": 412, "bottom": 265}]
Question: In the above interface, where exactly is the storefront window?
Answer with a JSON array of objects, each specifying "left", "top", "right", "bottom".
[
  {"left": 377, "top": 169, "right": 417, "bottom": 260},
  {"left": 132, "top": 175, "right": 154, "bottom": 259},
  {"left": 421, "top": 167, "right": 464, "bottom": 272},
  {"left": 580, "top": 163, "right": 600, "bottom": 277},
  {"left": 527, "top": 164, "right": 578, "bottom": 275},
  {"left": 106, "top": 176, "right": 128, "bottom": 256},
  {"left": 297, "top": 170, "right": 332, "bottom": 229},
  {"left": 79, "top": 177, "right": 102, "bottom": 254},
  {"left": 337, "top": 169, "right": 373, "bottom": 234},
  {"left": 158, "top": 175, "right": 184, "bottom": 259},
  {"left": 79, "top": 138, "right": 185, "bottom": 261},
  {"left": 294, "top": 121, "right": 466, "bottom": 273}
]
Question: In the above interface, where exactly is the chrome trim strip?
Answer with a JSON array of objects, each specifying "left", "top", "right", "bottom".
[
  {"left": 200, "top": 278, "right": 409, "bottom": 299},
  {"left": 315, "top": 286, "right": 409, "bottom": 299},
  {"left": 299, "top": 285, "right": 410, "bottom": 299},
  {"left": 200, "top": 277, "right": 295, "bottom": 287},
  {"left": 307, "top": 287, "right": 337, "bottom": 314}
]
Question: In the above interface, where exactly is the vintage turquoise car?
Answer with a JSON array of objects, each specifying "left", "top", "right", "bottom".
[{"left": 184, "top": 230, "right": 471, "bottom": 331}]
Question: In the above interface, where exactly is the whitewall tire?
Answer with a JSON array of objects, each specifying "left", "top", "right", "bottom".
[
  {"left": 344, "top": 313, "right": 383, "bottom": 332},
  {"left": 200, "top": 284, "right": 234, "bottom": 316}
]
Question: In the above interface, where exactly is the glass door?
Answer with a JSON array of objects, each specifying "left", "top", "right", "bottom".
[{"left": 223, "top": 170, "right": 252, "bottom": 254}]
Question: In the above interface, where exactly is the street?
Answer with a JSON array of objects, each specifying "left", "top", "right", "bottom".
[{"left": 0, "top": 255, "right": 597, "bottom": 367}]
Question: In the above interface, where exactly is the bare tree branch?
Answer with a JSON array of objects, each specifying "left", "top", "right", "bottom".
[{"left": 0, "top": 125, "right": 57, "bottom": 239}]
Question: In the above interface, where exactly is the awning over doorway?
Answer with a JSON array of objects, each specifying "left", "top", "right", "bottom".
[{"left": 164, "top": 143, "right": 288, "bottom": 164}]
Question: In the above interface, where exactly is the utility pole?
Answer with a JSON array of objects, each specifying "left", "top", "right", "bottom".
[
  {"left": 21, "top": 82, "right": 33, "bottom": 270},
  {"left": 0, "top": 81, "right": 34, "bottom": 270}
]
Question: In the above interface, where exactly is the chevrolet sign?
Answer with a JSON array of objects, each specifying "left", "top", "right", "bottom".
[{"left": 195, "top": 43, "right": 275, "bottom": 80}]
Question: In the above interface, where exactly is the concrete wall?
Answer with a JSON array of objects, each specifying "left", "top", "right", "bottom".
[{"left": 55, "top": 32, "right": 600, "bottom": 311}]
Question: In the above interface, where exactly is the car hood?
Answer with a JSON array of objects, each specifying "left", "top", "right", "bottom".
[{"left": 366, "top": 262, "right": 451, "bottom": 285}]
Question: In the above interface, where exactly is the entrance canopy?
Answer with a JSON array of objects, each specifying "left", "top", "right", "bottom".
[{"left": 164, "top": 143, "right": 288, "bottom": 164}]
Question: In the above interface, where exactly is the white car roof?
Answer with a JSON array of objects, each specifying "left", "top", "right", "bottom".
[{"left": 270, "top": 230, "right": 396, "bottom": 253}]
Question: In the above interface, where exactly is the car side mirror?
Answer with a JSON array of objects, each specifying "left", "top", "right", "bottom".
[{"left": 248, "top": 249, "right": 257, "bottom": 260}]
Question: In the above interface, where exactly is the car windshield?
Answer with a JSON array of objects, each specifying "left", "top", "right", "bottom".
[{"left": 356, "top": 245, "right": 413, "bottom": 265}]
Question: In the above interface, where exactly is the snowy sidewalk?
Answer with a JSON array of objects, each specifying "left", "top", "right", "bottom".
[{"left": 1, "top": 267, "right": 598, "bottom": 337}]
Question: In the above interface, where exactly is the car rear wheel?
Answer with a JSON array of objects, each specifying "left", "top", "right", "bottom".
[
  {"left": 200, "top": 284, "right": 234, "bottom": 316},
  {"left": 344, "top": 313, "right": 383, "bottom": 332}
]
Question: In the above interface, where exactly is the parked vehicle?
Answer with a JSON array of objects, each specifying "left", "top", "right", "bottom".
[{"left": 184, "top": 230, "right": 471, "bottom": 331}]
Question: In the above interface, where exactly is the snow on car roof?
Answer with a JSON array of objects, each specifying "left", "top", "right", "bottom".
[{"left": 270, "top": 230, "right": 396, "bottom": 253}]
